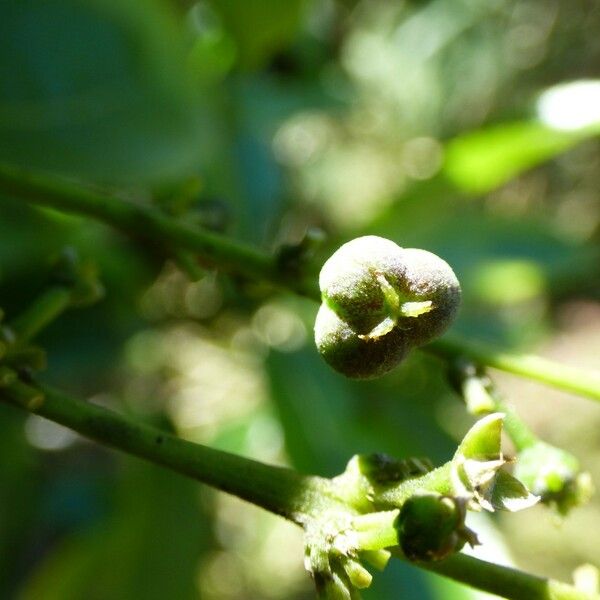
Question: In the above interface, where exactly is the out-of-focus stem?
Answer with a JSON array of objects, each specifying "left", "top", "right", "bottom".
[
  {"left": 9, "top": 286, "right": 72, "bottom": 345},
  {"left": 426, "top": 336, "right": 600, "bottom": 402},
  {"left": 0, "top": 163, "right": 318, "bottom": 298}
]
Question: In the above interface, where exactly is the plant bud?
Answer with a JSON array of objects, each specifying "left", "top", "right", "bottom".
[
  {"left": 398, "top": 494, "right": 477, "bottom": 561},
  {"left": 315, "top": 236, "right": 461, "bottom": 378}
]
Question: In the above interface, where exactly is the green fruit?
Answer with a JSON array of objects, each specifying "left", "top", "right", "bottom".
[
  {"left": 398, "top": 494, "right": 474, "bottom": 561},
  {"left": 314, "top": 236, "right": 461, "bottom": 378},
  {"left": 314, "top": 304, "right": 410, "bottom": 379}
]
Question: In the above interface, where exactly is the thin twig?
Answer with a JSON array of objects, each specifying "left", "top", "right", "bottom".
[
  {"left": 0, "top": 163, "right": 318, "bottom": 298},
  {"left": 419, "top": 552, "right": 599, "bottom": 600},
  {"left": 0, "top": 376, "right": 340, "bottom": 523},
  {"left": 0, "top": 378, "right": 595, "bottom": 600},
  {"left": 426, "top": 336, "right": 600, "bottom": 402}
]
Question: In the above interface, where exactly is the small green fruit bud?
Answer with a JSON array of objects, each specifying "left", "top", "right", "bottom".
[
  {"left": 315, "top": 236, "right": 461, "bottom": 378},
  {"left": 398, "top": 494, "right": 477, "bottom": 561}
]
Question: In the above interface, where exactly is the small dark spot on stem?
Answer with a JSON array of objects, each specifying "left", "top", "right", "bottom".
[{"left": 155, "top": 435, "right": 164, "bottom": 445}]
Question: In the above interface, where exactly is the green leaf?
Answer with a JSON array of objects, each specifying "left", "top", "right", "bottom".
[
  {"left": 0, "top": 0, "right": 210, "bottom": 184},
  {"left": 443, "top": 121, "right": 599, "bottom": 195}
]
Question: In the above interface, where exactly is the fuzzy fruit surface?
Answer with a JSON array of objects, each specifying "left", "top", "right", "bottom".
[
  {"left": 314, "top": 303, "right": 411, "bottom": 379},
  {"left": 315, "top": 236, "right": 461, "bottom": 379}
]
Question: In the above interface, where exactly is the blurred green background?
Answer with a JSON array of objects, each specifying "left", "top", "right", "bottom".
[{"left": 1, "top": 0, "right": 599, "bottom": 598}]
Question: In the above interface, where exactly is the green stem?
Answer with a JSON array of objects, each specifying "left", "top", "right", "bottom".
[
  {"left": 0, "top": 377, "right": 594, "bottom": 600},
  {"left": 426, "top": 335, "right": 600, "bottom": 402},
  {"left": 0, "top": 376, "right": 340, "bottom": 524},
  {"left": 8, "top": 286, "right": 72, "bottom": 345},
  {"left": 455, "top": 361, "right": 539, "bottom": 450},
  {"left": 355, "top": 519, "right": 600, "bottom": 599},
  {"left": 0, "top": 163, "right": 318, "bottom": 299},
  {"left": 418, "top": 552, "right": 599, "bottom": 600}
]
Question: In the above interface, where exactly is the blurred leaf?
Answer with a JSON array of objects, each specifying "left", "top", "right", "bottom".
[
  {"left": 17, "top": 532, "right": 103, "bottom": 600},
  {"left": 209, "top": 0, "right": 307, "bottom": 69},
  {"left": 443, "top": 121, "right": 599, "bottom": 194},
  {"left": 19, "top": 456, "right": 210, "bottom": 600},
  {"left": 267, "top": 349, "right": 356, "bottom": 475},
  {"left": 267, "top": 347, "right": 456, "bottom": 474},
  {"left": 0, "top": 0, "right": 210, "bottom": 184},
  {"left": 470, "top": 259, "right": 546, "bottom": 306}
]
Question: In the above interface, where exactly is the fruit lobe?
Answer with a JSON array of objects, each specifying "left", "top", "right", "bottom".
[{"left": 315, "top": 236, "right": 461, "bottom": 379}]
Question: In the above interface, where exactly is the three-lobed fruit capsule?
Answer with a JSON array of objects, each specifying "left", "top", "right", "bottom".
[{"left": 314, "top": 236, "right": 461, "bottom": 379}]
